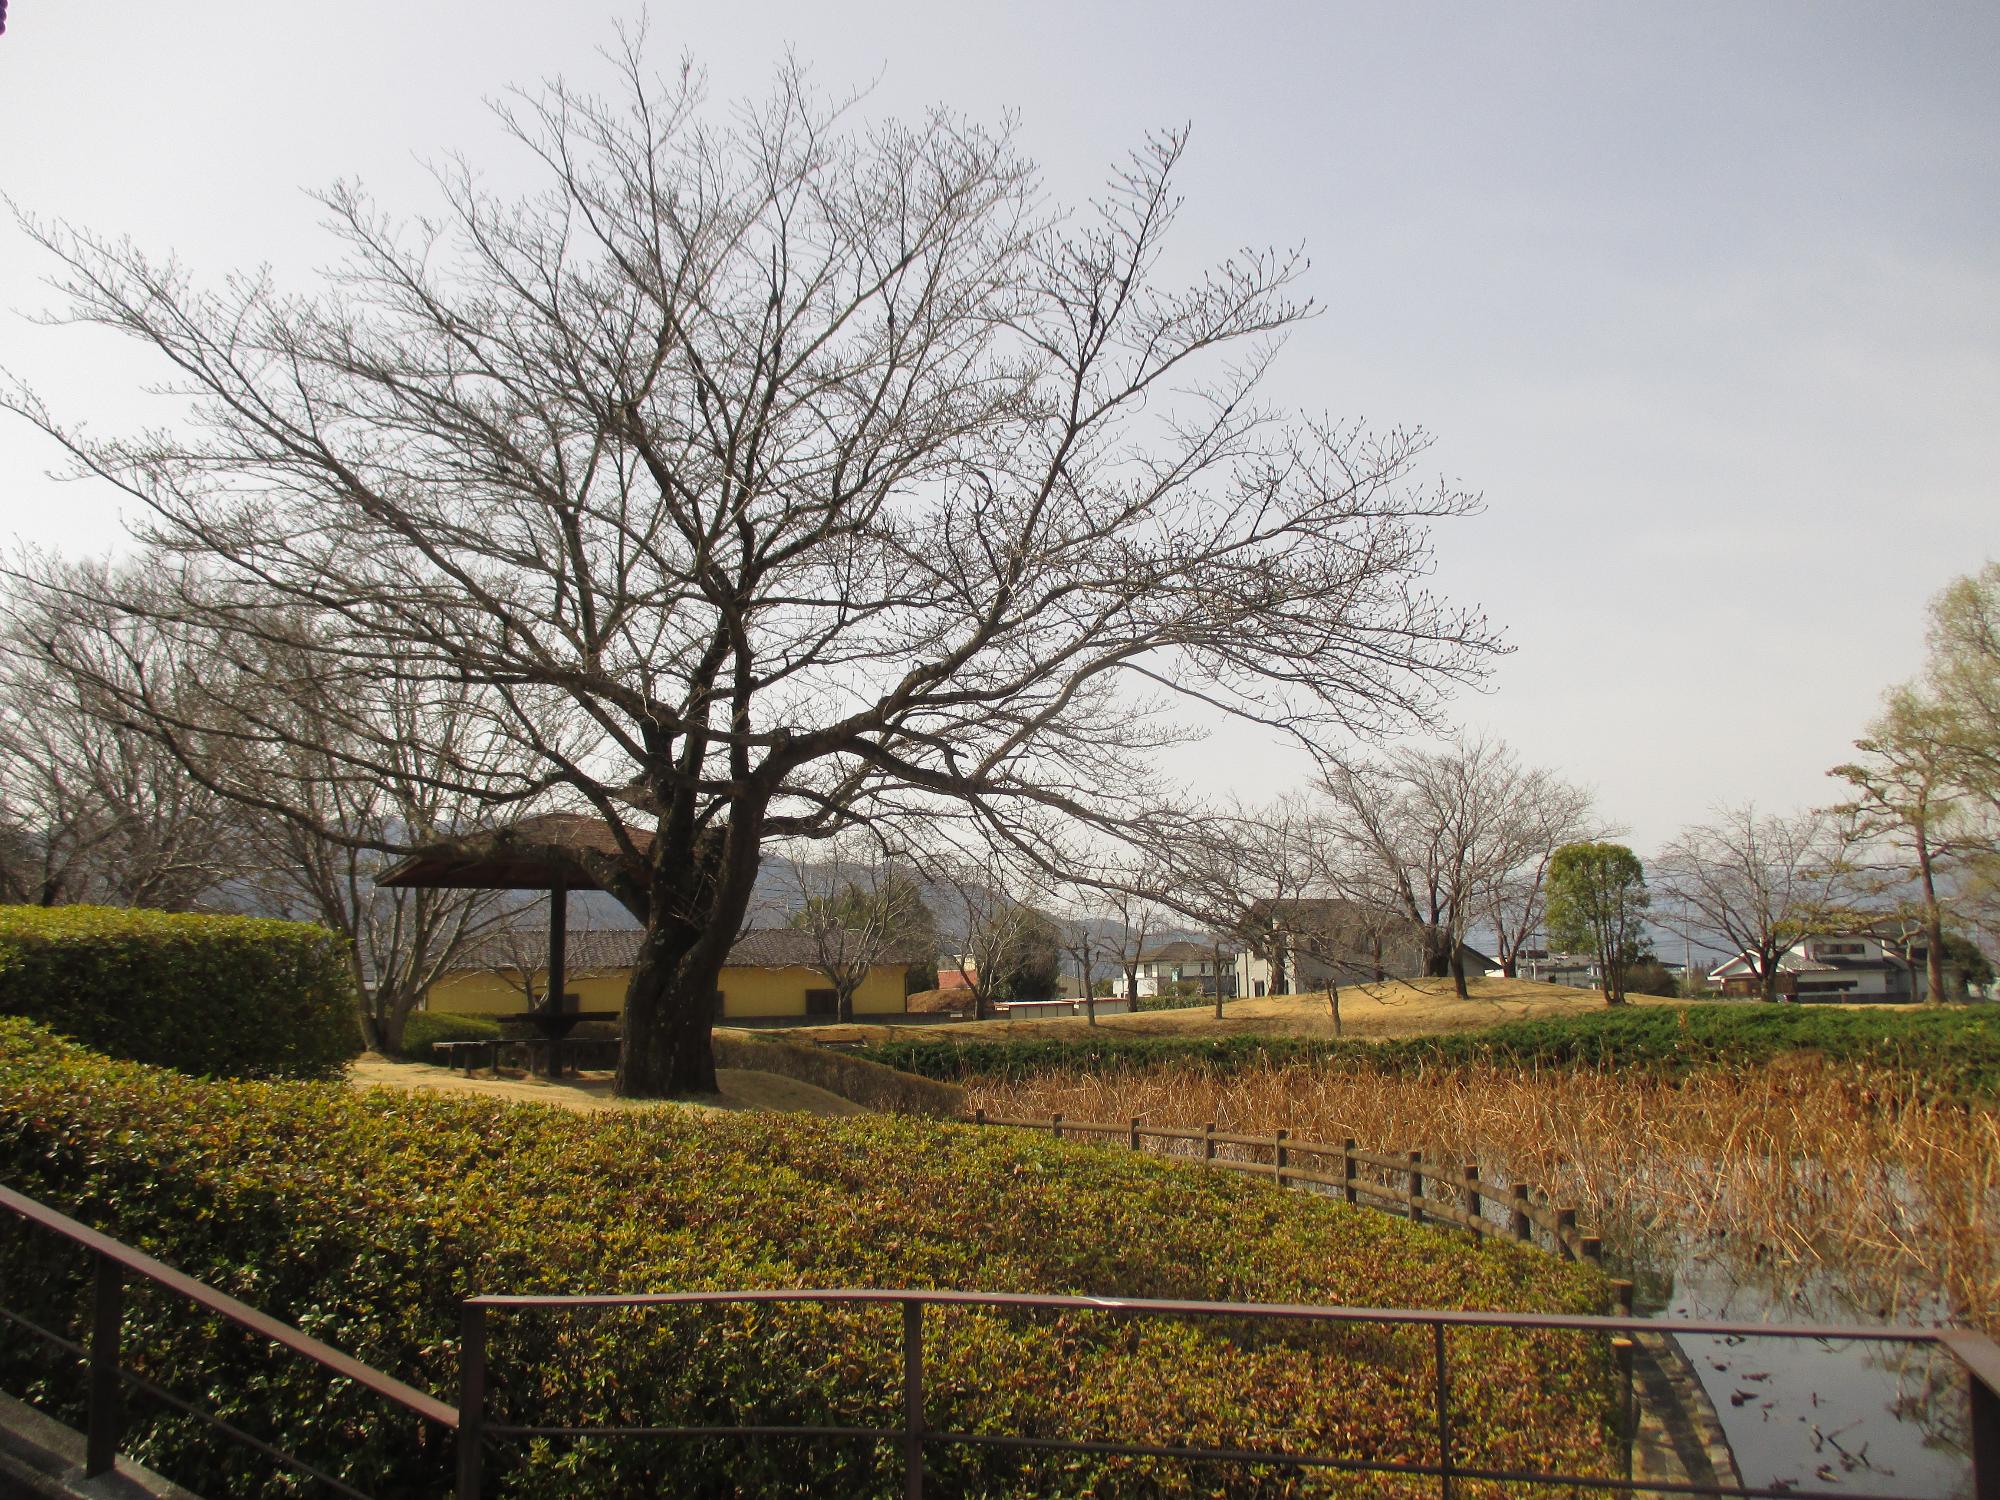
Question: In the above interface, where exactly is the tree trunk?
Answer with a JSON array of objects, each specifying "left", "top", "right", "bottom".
[
  {"left": 1422, "top": 926, "right": 1452, "bottom": 979},
  {"left": 1916, "top": 820, "right": 1946, "bottom": 1004},
  {"left": 1328, "top": 983, "right": 1342, "bottom": 1037},
  {"left": 1449, "top": 947, "right": 1469, "bottom": 999},
  {"left": 616, "top": 804, "right": 765, "bottom": 1098},
  {"left": 1500, "top": 954, "right": 1518, "bottom": 980},
  {"left": 618, "top": 921, "right": 721, "bottom": 1096}
]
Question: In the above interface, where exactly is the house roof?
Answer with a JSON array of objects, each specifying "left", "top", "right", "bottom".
[
  {"left": 1136, "top": 940, "right": 1228, "bottom": 964},
  {"left": 1708, "top": 936, "right": 1913, "bottom": 981},
  {"left": 441, "top": 923, "right": 916, "bottom": 974},
  {"left": 377, "top": 812, "right": 653, "bottom": 891}
]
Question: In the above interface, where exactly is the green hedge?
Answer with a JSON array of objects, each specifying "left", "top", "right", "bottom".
[
  {"left": 856, "top": 1004, "right": 2000, "bottom": 1103},
  {"left": 0, "top": 905, "right": 357, "bottom": 1079},
  {"left": 395, "top": 1009, "right": 503, "bottom": 1062},
  {"left": 0, "top": 1020, "right": 1615, "bottom": 1497}
]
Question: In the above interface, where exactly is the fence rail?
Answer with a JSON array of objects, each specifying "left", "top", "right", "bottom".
[{"left": 970, "top": 1109, "right": 1603, "bottom": 1260}]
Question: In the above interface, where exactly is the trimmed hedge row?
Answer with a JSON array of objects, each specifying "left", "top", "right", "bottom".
[
  {"left": 394, "top": 1009, "right": 503, "bottom": 1062},
  {"left": 0, "top": 1020, "right": 1615, "bottom": 1497},
  {"left": 855, "top": 1004, "right": 2000, "bottom": 1103},
  {"left": 0, "top": 905, "right": 357, "bottom": 1079}
]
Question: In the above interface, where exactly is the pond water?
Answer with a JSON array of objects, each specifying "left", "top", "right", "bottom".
[{"left": 1636, "top": 1246, "right": 1973, "bottom": 1498}]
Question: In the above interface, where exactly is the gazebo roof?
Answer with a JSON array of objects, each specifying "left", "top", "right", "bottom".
[{"left": 375, "top": 812, "right": 653, "bottom": 891}]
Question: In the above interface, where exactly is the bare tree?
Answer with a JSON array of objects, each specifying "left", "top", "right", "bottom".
[
  {"left": 3, "top": 49, "right": 1496, "bottom": 1094},
  {"left": 1057, "top": 912, "right": 1101, "bottom": 1025},
  {"left": 1475, "top": 774, "right": 1598, "bottom": 979},
  {"left": 784, "top": 838, "right": 929, "bottom": 1023},
  {"left": 1653, "top": 803, "right": 1854, "bottom": 1003},
  {"left": 1318, "top": 736, "right": 1568, "bottom": 997},
  {"left": 1097, "top": 883, "right": 1163, "bottom": 1007},
  {"left": 0, "top": 569, "right": 243, "bottom": 910}
]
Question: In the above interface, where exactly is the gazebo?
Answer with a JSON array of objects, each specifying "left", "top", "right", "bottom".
[{"left": 376, "top": 812, "right": 650, "bottom": 1069}]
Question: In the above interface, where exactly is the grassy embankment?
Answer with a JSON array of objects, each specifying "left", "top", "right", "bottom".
[{"left": 0, "top": 1018, "right": 1615, "bottom": 1498}]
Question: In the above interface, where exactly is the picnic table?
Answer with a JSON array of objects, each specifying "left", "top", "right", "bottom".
[{"left": 501, "top": 1005, "right": 620, "bottom": 1076}]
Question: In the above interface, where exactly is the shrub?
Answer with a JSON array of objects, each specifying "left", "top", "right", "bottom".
[
  {"left": 394, "top": 1009, "right": 503, "bottom": 1062},
  {"left": 856, "top": 1005, "right": 2000, "bottom": 1104},
  {"left": 0, "top": 905, "right": 356, "bottom": 1079},
  {"left": 0, "top": 1020, "right": 1615, "bottom": 1497}
]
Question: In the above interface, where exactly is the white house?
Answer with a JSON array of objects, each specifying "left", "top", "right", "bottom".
[
  {"left": 1133, "top": 940, "right": 1236, "bottom": 998},
  {"left": 1708, "top": 934, "right": 1914, "bottom": 1002}
]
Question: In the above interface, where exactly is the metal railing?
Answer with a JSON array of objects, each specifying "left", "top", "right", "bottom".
[
  {"left": 460, "top": 1286, "right": 2000, "bottom": 1500},
  {"left": 0, "top": 1183, "right": 459, "bottom": 1497},
  {"left": 4, "top": 1184, "right": 1997, "bottom": 1498}
]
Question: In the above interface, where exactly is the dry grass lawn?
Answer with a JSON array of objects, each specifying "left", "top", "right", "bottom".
[
  {"left": 787, "top": 974, "right": 1640, "bottom": 1046},
  {"left": 347, "top": 1053, "right": 871, "bottom": 1116}
]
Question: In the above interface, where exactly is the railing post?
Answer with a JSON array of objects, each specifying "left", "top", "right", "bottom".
[
  {"left": 1555, "top": 1207, "right": 1577, "bottom": 1261},
  {"left": 1612, "top": 1335, "right": 1636, "bottom": 1484},
  {"left": 1342, "top": 1139, "right": 1358, "bottom": 1205},
  {"left": 1510, "top": 1183, "right": 1532, "bottom": 1244},
  {"left": 1968, "top": 1356, "right": 1998, "bottom": 1500},
  {"left": 85, "top": 1252, "right": 124, "bottom": 1478},
  {"left": 1050, "top": 1112, "right": 1063, "bottom": 1141},
  {"left": 903, "top": 1298, "right": 926, "bottom": 1500},
  {"left": 1580, "top": 1236, "right": 1603, "bottom": 1265},
  {"left": 1129, "top": 1116, "right": 1142, "bottom": 1151},
  {"left": 1408, "top": 1151, "right": 1425, "bottom": 1227},
  {"left": 1203, "top": 1123, "right": 1217, "bottom": 1162},
  {"left": 1612, "top": 1279, "right": 1635, "bottom": 1318},
  {"left": 457, "top": 1300, "right": 487, "bottom": 1500},
  {"left": 1274, "top": 1129, "right": 1290, "bottom": 1187},
  {"left": 1460, "top": 1164, "right": 1481, "bottom": 1232},
  {"left": 1433, "top": 1320, "right": 1453, "bottom": 1499}
]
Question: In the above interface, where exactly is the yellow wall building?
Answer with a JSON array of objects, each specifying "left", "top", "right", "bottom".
[{"left": 423, "top": 926, "right": 910, "bottom": 1022}]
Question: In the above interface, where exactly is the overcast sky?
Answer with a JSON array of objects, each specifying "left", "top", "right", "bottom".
[{"left": 1, "top": 2, "right": 1994, "bottom": 851}]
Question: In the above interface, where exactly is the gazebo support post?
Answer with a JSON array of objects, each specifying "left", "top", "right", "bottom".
[{"left": 542, "top": 885, "right": 568, "bottom": 1077}]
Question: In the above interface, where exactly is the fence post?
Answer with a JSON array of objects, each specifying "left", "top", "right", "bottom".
[
  {"left": 1274, "top": 1129, "right": 1290, "bottom": 1187},
  {"left": 1460, "top": 1164, "right": 1481, "bottom": 1231},
  {"left": 903, "top": 1298, "right": 926, "bottom": 1500},
  {"left": 1129, "top": 1116, "right": 1142, "bottom": 1151},
  {"left": 1433, "top": 1320, "right": 1454, "bottom": 1500},
  {"left": 1408, "top": 1151, "right": 1425, "bottom": 1227},
  {"left": 85, "top": 1252, "right": 124, "bottom": 1478},
  {"left": 1510, "top": 1183, "right": 1532, "bottom": 1244},
  {"left": 1051, "top": 1113, "right": 1064, "bottom": 1141},
  {"left": 1204, "top": 1123, "right": 1217, "bottom": 1162},
  {"left": 1612, "top": 1279, "right": 1636, "bottom": 1318},
  {"left": 457, "top": 1300, "right": 487, "bottom": 1500},
  {"left": 1342, "top": 1139, "right": 1359, "bottom": 1205},
  {"left": 974, "top": 1107, "right": 986, "bottom": 1128},
  {"left": 1580, "top": 1236, "right": 1603, "bottom": 1265},
  {"left": 1555, "top": 1207, "right": 1577, "bottom": 1261},
  {"left": 1956, "top": 1336, "right": 1998, "bottom": 1500},
  {"left": 1612, "top": 1335, "right": 1636, "bottom": 1484}
]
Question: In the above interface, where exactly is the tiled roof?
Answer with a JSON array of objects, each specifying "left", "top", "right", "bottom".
[{"left": 442, "top": 924, "right": 916, "bottom": 973}]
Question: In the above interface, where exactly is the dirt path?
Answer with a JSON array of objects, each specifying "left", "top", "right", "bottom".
[{"left": 348, "top": 1054, "right": 870, "bottom": 1116}]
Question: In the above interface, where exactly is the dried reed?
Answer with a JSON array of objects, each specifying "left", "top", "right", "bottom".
[{"left": 969, "top": 1057, "right": 2000, "bottom": 1333}]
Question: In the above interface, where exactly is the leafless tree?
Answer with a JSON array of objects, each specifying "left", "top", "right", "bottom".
[
  {"left": 1057, "top": 913, "right": 1101, "bottom": 1025},
  {"left": 1096, "top": 882, "right": 1164, "bottom": 1007},
  {"left": 0, "top": 567, "right": 243, "bottom": 910},
  {"left": 783, "top": 837, "right": 929, "bottom": 1023},
  {"left": 1653, "top": 804, "right": 1856, "bottom": 1003},
  {"left": 1317, "top": 735, "right": 1577, "bottom": 998},
  {"left": 1474, "top": 774, "right": 1599, "bottom": 978},
  {"left": 933, "top": 853, "right": 1052, "bottom": 1022},
  {"left": 3, "top": 48, "right": 1496, "bottom": 1094}
]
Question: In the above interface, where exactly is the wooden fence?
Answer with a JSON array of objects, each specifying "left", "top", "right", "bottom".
[{"left": 969, "top": 1109, "right": 1607, "bottom": 1266}]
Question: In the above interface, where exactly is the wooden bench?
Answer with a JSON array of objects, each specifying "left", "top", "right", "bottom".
[{"left": 430, "top": 1039, "right": 499, "bottom": 1076}]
